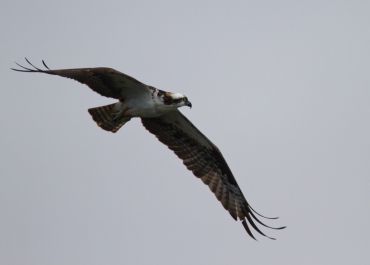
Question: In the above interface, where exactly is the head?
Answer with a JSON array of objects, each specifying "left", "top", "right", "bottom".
[{"left": 162, "top": 92, "right": 192, "bottom": 109}]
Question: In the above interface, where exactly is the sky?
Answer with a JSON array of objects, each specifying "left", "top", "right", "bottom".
[{"left": 1, "top": 0, "right": 369, "bottom": 264}]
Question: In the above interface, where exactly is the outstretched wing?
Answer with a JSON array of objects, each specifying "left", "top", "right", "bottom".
[
  {"left": 11, "top": 58, "right": 149, "bottom": 99},
  {"left": 142, "top": 111, "right": 285, "bottom": 239}
]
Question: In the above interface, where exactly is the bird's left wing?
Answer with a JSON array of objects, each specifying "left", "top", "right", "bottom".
[
  {"left": 11, "top": 58, "right": 150, "bottom": 99},
  {"left": 141, "top": 111, "right": 285, "bottom": 239}
]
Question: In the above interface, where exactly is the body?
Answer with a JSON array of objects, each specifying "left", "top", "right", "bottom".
[
  {"left": 11, "top": 59, "right": 284, "bottom": 240},
  {"left": 121, "top": 87, "right": 191, "bottom": 118}
]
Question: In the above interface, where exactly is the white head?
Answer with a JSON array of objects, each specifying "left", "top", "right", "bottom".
[{"left": 161, "top": 91, "right": 192, "bottom": 108}]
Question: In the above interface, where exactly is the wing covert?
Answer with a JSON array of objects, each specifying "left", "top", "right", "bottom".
[
  {"left": 141, "top": 111, "right": 285, "bottom": 239},
  {"left": 11, "top": 58, "right": 149, "bottom": 99}
]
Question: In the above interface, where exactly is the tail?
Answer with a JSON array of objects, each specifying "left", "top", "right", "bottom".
[{"left": 88, "top": 103, "right": 131, "bottom": 133}]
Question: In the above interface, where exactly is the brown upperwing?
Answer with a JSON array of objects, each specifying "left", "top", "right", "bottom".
[
  {"left": 141, "top": 111, "right": 285, "bottom": 239},
  {"left": 11, "top": 59, "right": 148, "bottom": 99}
]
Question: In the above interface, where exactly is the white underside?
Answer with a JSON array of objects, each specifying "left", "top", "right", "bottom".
[{"left": 116, "top": 94, "right": 178, "bottom": 118}]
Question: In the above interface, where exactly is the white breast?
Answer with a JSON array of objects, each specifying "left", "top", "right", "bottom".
[{"left": 124, "top": 91, "right": 177, "bottom": 118}]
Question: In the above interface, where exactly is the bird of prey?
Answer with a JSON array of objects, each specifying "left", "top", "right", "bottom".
[{"left": 12, "top": 59, "right": 285, "bottom": 239}]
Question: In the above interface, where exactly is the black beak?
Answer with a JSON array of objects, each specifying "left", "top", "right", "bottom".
[{"left": 186, "top": 101, "right": 192, "bottom": 108}]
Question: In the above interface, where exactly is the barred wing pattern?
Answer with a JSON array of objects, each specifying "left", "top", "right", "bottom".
[
  {"left": 142, "top": 111, "right": 285, "bottom": 239},
  {"left": 12, "top": 59, "right": 285, "bottom": 239},
  {"left": 11, "top": 58, "right": 149, "bottom": 99}
]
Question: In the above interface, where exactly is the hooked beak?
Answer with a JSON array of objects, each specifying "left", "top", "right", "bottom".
[{"left": 186, "top": 100, "right": 192, "bottom": 108}]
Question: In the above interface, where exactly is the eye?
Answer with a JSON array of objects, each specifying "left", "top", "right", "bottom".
[{"left": 157, "top": 90, "right": 165, "bottom": 96}]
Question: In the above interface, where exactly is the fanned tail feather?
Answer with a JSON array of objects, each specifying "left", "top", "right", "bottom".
[{"left": 88, "top": 103, "right": 130, "bottom": 133}]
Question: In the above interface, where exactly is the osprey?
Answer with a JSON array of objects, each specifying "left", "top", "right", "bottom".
[{"left": 12, "top": 59, "right": 285, "bottom": 239}]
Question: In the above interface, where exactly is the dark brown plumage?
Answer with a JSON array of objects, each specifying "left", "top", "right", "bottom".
[
  {"left": 11, "top": 58, "right": 145, "bottom": 99},
  {"left": 12, "top": 59, "right": 285, "bottom": 239},
  {"left": 142, "top": 111, "right": 285, "bottom": 239}
]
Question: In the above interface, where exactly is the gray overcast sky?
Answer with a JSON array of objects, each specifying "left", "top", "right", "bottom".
[{"left": 1, "top": 0, "right": 369, "bottom": 264}]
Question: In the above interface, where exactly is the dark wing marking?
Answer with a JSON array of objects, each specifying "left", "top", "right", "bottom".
[
  {"left": 142, "top": 111, "right": 285, "bottom": 239},
  {"left": 11, "top": 58, "right": 149, "bottom": 99}
]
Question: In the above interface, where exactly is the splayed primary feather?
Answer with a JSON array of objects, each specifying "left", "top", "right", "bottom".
[{"left": 11, "top": 58, "right": 285, "bottom": 239}]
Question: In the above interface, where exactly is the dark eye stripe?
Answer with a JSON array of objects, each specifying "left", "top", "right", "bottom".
[{"left": 157, "top": 89, "right": 165, "bottom": 96}]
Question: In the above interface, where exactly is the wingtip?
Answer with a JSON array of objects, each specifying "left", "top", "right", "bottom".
[
  {"left": 244, "top": 214, "right": 278, "bottom": 240},
  {"left": 242, "top": 219, "right": 278, "bottom": 240},
  {"left": 249, "top": 205, "right": 280, "bottom": 220},
  {"left": 42, "top": 59, "right": 50, "bottom": 70},
  {"left": 248, "top": 209, "right": 285, "bottom": 231},
  {"left": 11, "top": 58, "right": 51, "bottom": 73},
  {"left": 241, "top": 219, "right": 257, "bottom": 240}
]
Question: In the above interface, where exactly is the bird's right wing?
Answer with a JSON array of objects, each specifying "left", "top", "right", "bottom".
[
  {"left": 11, "top": 58, "right": 150, "bottom": 99},
  {"left": 142, "top": 111, "right": 285, "bottom": 239}
]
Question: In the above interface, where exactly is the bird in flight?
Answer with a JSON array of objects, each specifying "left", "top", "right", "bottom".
[{"left": 12, "top": 58, "right": 285, "bottom": 239}]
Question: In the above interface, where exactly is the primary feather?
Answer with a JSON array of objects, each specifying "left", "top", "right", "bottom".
[{"left": 12, "top": 59, "right": 285, "bottom": 239}]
